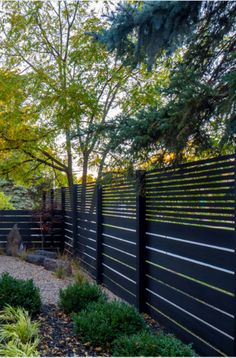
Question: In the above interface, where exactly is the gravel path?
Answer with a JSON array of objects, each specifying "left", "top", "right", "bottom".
[{"left": 0, "top": 255, "right": 73, "bottom": 304}]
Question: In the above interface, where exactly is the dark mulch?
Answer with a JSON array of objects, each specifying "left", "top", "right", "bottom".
[{"left": 37, "top": 305, "right": 110, "bottom": 357}]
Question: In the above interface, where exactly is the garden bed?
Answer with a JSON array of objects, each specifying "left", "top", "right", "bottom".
[{"left": 0, "top": 255, "right": 195, "bottom": 357}]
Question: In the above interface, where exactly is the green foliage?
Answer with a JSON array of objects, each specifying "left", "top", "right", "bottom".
[
  {"left": 0, "top": 305, "right": 39, "bottom": 344},
  {"left": 100, "top": 2, "right": 236, "bottom": 161},
  {"left": 0, "top": 273, "right": 41, "bottom": 315},
  {"left": 54, "top": 266, "right": 67, "bottom": 279},
  {"left": 112, "top": 330, "right": 196, "bottom": 357},
  {"left": 59, "top": 282, "right": 106, "bottom": 314},
  {"left": 0, "top": 305, "right": 39, "bottom": 357},
  {"left": 72, "top": 301, "right": 147, "bottom": 348},
  {"left": 0, "top": 192, "right": 15, "bottom": 210},
  {"left": 0, "top": 340, "right": 39, "bottom": 357},
  {"left": 92, "top": 1, "right": 201, "bottom": 68}
]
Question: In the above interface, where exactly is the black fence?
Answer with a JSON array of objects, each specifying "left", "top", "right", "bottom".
[
  {"left": 46, "top": 153, "right": 235, "bottom": 356},
  {"left": 0, "top": 209, "right": 64, "bottom": 252}
]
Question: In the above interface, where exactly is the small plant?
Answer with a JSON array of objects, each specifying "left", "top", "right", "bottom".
[
  {"left": 59, "top": 281, "right": 106, "bottom": 314},
  {"left": 72, "top": 301, "right": 147, "bottom": 348},
  {"left": 0, "top": 305, "right": 39, "bottom": 343},
  {"left": 54, "top": 266, "right": 67, "bottom": 279},
  {"left": 0, "top": 340, "right": 39, "bottom": 357},
  {"left": 74, "top": 270, "right": 86, "bottom": 284},
  {"left": 0, "top": 305, "right": 39, "bottom": 357},
  {"left": 0, "top": 273, "right": 41, "bottom": 315},
  {"left": 111, "top": 330, "right": 196, "bottom": 357}
]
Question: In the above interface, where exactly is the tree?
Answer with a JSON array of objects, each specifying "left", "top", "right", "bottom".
[
  {"left": 92, "top": 1, "right": 236, "bottom": 160},
  {"left": 0, "top": 68, "right": 68, "bottom": 187},
  {"left": 90, "top": 1, "right": 201, "bottom": 69},
  {"left": 0, "top": 192, "right": 15, "bottom": 210},
  {"left": 0, "top": 0, "right": 157, "bottom": 193}
]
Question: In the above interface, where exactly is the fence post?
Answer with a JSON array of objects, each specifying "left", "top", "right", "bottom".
[
  {"left": 234, "top": 150, "right": 236, "bottom": 356},
  {"left": 60, "top": 187, "right": 66, "bottom": 252},
  {"left": 136, "top": 170, "right": 146, "bottom": 313},
  {"left": 96, "top": 183, "right": 103, "bottom": 284},
  {"left": 42, "top": 191, "right": 46, "bottom": 211},
  {"left": 71, "top": 184, "right": 78, "bottom": 255},
  {"left": 50, "top": 189, "right": 54, "bottom": 211}
]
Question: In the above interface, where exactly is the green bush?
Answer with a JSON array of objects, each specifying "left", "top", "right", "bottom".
[
  {"left": 59, "top": 281, "right": 106, "bottom": 314},
  {"left": 112, "top": 330, "right": 196, "bottom": 357},
  {"left": 0, "top": 273, "right": 41, "bottom": 315},
  {"left": 72, "top": 301, "right": 147, "bottom": 348}
]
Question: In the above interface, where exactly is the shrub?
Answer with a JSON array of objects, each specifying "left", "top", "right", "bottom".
[
  {"left": 112, "top": 330, "right": 196, "bottom": 356},
  {"left": 72, "top": 301, "right": 147, "bottom": 348},
  {"left": 59, "top": 281, "right": 106, "bottom": 314},
  {"left": 0, "top": 273, "right": 41, "bottom": 315},
  {"left": 0, "top": 305, "right": 39, "bottom": 357}
]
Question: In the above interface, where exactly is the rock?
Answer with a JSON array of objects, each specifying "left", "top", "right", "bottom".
[
  {"left": 44, "top": 258, "right": 72, "bottom": 275},
  {"left": 6, "top": 224, "right": 23, "bottom": 256},
  {"left": 26, "top": 253, "right": 45, "bottom": 266},
  {"left": 34, "top": 250, "right": 57, "bottom": 259}
]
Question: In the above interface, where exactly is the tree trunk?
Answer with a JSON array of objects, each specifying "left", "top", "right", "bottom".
[
  {"left": 81, "top": 152, "right": 89, "bottom": 210},
  {"left": 66, "top": 131, "right": 74, "bottom": 209}
]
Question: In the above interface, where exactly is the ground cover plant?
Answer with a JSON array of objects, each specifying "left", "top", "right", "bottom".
[
  {"left": 0, "top": 273, "right": 41, "bottom": 315},
  {"left": 0, "top": 305, "right": 39, "bottom": 357},
  {"left": 72, "top": 300, "right": 147, "bottom": 348},
  {"left": 59, "top": 281, "right": 106, "bottom": 314},
  {"left": 112, "top": 330, "right": 196, "bottom": 357}
]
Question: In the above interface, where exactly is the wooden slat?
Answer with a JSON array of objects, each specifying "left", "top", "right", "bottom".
[
  {"left": 146, "top": 304, "right": 225, "bottom": 357},
  {"left": 102, "top": 254, "right": 136, "bottom": 282},
  {"left": 147, "top": 277, "right": 234, "bottom": 336},
  {"left": 146, "top": 221, "right": 234, "bottom": 249},
  {"left": 146, "top": 291, "right": 234, "bottom": 356},
  {"left": 102, "top": 274, "right": 136, "bottom": 305},
  {"left": 146, "top": 234, "right": 234, "bottom": 271},
  {"left": 102, "top": 223, "right": 136, "bottom": 242},
  {"left": 146, "top": 262, "right": 234, "bottom": 315},
  {"left": 146, "top": 248, "right": 234, "bottom": 294},
  {"left": 102, "top": 244, "right": 136, "bottom": 268},
  {"left": 102, "top": 215, "right": 136, "bottom": 230}
]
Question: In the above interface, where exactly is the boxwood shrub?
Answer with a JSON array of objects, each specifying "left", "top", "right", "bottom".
[
  {"left": 58, "top": 281, "right": 106, "bottom": 313},
  {"left": 0, "top": 273, "right": 41, "bottom": 315},
  {"left": 112, "top": 330, "right": 196, "bottom": 356},
  {"left": 72, "top": 300, "right": 147, "bottom": 348}
]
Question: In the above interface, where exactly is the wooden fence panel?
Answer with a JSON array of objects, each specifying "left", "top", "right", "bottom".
[
  {"left": 0, "top": 210, "right": 63, "bottom": 251},
  {"left": 101, "top": 176, "right": 137, "bottom": 305},
  {"left": 145, "top": 153, "right": 235, "bottom": 356}
]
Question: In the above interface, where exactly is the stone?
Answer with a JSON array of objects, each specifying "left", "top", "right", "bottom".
[
  {"left": 26, "top": 253, "right": 45, "bottom": 266},
  {"left": 44, "top": 258, "right": 72, "bottom": 275},
  {"left": 6, "top": 224, "right": 24, "bottom": 256},
  {"left": 34, "top": 250, "right": 57, "bottom": 259}
]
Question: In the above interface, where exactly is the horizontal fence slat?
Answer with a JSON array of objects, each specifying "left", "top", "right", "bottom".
[
  {"left": 147, "top": 276, "right": 234, "bottom": 337},
  {"left": 146, "top": 291, "right": 234, "bottom": 356},
  {"left": 146, "top": 262, "right": 234, "bottom": 316},
  {"left": 146, "top": 220, "right": 234, "bottom": 249},
  {"left": 102, "top": 274, "right": 136, "bottom": 306},
  {"left": 146, "top": 248, "right": 234, "bottom": 294},
  {"left": 102, "top": 254, "right": 136, "bottom": 282},
  {"left": 146, "top": 233, "right": 234, "bottom": 272}
]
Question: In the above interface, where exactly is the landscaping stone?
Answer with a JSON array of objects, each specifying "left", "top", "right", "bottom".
[
  {"left": 44, "top": 258, "right": 72, "bottom": 275},
  {"left": 6, "top": 224, "right": 24, "bottom": 256},
  {"left": 35, "top": 249, "right": 57, "bottom": 259},
  {"left": 26, "top": 253, "right": 45, "bottom": 266}
]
